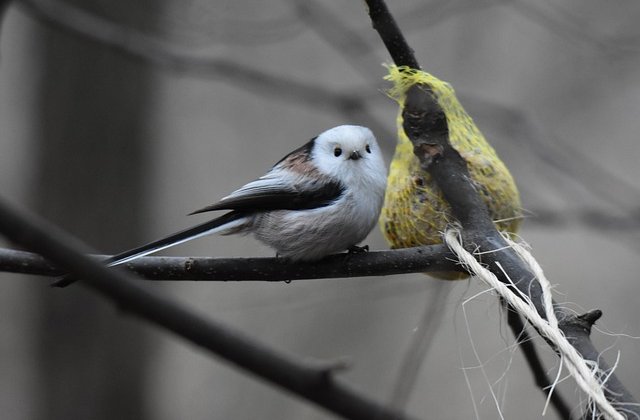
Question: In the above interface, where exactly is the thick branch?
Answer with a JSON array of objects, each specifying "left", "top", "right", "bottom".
[
  {"left": 364, "top": 0, "right": 638, "bottom": 416},
  {"left": 401, "top": 62, "right": 639, "bottom": 416},
  {"left": 0, "top": 198, "right": 419, "bottom": 420},
  {"left": 0, "top": 245, "right": 460, "bottom": 280}
]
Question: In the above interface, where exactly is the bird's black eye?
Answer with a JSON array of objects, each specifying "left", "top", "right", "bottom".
[
  {"left": 365, "top": 144, "right": 372, "bottom": 154},
  {"left": 334, "top": 147, "right": 342, "bottom": 157}
]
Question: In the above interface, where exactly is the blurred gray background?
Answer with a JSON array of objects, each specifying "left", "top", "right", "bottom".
[{"left": 1, "top": 1, "right": 640, "bottom": 419}]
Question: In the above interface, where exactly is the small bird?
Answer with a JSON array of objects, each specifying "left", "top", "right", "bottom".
[{"left": 54, "top": 125, "right": 387, "bottom": 287}]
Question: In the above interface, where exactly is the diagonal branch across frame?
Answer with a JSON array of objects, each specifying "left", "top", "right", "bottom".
[{"left": 0, "top": 197, "right": 421, "bottom": 420}]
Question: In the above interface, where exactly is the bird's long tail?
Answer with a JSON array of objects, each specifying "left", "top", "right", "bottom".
[{"left": 51, "top": 211, "right": 248, "bottom": 287}]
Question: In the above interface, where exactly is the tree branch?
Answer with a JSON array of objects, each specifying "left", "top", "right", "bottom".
[
  {"left": 365, "top": 0, "right": 419, "bottom": 70},
  {"left": 364, "top": 0, "right": 639, "bottom": 416},
  {"left": 0, "top": 245, "right": 460, "bottom": 280},
  {"left": 11, "top": 0, "right": 396, "bottom": 151},
  {"left": 0, "top": 197, "right": 421, "bottom": 420},
  {"left": 13, "top": 0, "right": 374, "bottom": 109},
  {"left": 503, "top": 301, "right": 573, "bottom": 419}
]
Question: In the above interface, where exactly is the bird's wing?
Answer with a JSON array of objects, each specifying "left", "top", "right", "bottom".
[{"left": 190, "top": 169, "right": 345, "bottom": 215}]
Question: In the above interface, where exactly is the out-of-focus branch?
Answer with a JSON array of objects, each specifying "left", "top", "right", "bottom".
[
  {"left": 166, "top": 12, "right": 305, "bottom": 47},
  {"left": 12, "top": 0, "right": 395, "bottom": 148},
  {"left": 13, "top": 0, "right": 354, "bottom": 106},
  {"left": 464, "top": 95, "right": 640, "bottom": 212},
  {"left": 509, "top": 0, "right": 640, "bottom": 55},
  {"left": 292, "top": 0, "right": 380, "bottom": 77},
  {"left": 524, "top": 208, "right": 640, "bottom": 231},
  {"left": 397, "top": 0, "right": 640, "bottom": 55},
  {"left": 363, "top": 0, "right": 639, "bottom": 417},
  {"left": 0, "top": 245, "right": 460, "bottom": 280},
  {"left": 0, "top": 197, "right": 420, "bottom": 420}
]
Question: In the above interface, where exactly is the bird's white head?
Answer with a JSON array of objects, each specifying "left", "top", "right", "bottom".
[{"left": 311, "top": 125, "right": 387, "bottom": 189}]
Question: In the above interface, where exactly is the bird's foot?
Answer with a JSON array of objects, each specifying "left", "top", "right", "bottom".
[{"left": 347, "top": 244, "right": 369, "bottom": 254}]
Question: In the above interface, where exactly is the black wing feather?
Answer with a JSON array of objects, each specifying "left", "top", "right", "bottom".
[{"left": 190, "top": 179, "right": 344, "bottom": 215}]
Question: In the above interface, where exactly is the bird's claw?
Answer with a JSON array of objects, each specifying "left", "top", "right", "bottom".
[{"left": 347, "top": 244, "right": 369, "bottom": 254}]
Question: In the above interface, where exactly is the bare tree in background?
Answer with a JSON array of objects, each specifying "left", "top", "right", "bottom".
[{"left": 29, "top": 1, "right": 163, "bottom": 418}]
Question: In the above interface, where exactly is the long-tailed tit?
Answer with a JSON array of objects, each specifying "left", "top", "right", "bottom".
[{"left": 54, "top": 125, "right": 387, "bottom": 287}]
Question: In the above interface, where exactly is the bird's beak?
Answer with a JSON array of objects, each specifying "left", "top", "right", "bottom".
[{"left": 348, "top": 150, "right": 362, "bottom": 160}]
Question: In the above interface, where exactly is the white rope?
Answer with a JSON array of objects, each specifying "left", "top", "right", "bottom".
[
  {"left": 505, "top": 237, "right": 558, "bottom": 330},
  {"left": 502, "top": 235, "right": 563, "bottom": 415},
  {"left": 444, "top": 229, "right": 624, "bottom": 420}
]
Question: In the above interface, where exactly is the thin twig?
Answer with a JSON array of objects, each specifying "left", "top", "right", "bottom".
[
  {"left": 388, "top": 283, "right": 453, "bottom": 412},
  {"left": 0, "top": 245, "right": 461, "bottom": 280},
  {"left": 292, "top": 0, "right": 381, "bottom": 77},
  {"left": 503, "top": 300, "right": 574, "bottom": 419}
]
